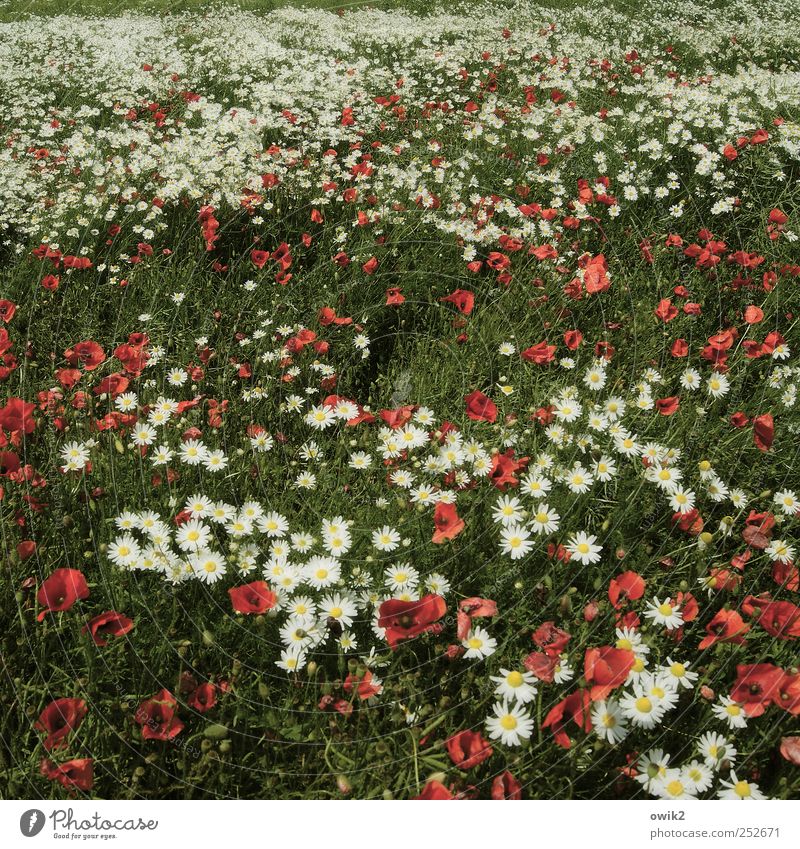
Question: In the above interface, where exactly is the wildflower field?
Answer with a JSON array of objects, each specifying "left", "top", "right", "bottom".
[{"left": 1, "top": 0, "right": 800, "bottom": 802}]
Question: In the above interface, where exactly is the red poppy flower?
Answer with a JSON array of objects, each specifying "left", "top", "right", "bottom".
[
  {"left": 414, "top": 779, "right": 454, "bottom": 800},
  {"left": 743, "top": 305, "right": 764, "bottom": 324},
  {"left": 41, "top": 757, "right": 93, "bottom": 792},
  {"left": 0, "top": 450, "right": 21, "bottom": 476},
  {"left": 774, "top": 673, "right": 800, "bottom": 715},
  {"left": 17, "top": 540, "right": 36, "bottom": 560},
  {"left": 378, "top": 594, "right": 446, "bottom": 649},
  {"left": 464, "top": 390, "right": 497, "bottom": 423},
  {"left": 343, "top": 669, "right": 382, "bottom": 700},
  {"left": 361, "top": 256, "right": 378, "bottom": 275},
  {"left": 532, "top": 621, "right": 571, "bottom": 657},
  {"left": 608, "top": 571, "right": 645, "bottom": 609},
  {"left": 582, "top": 254, "right": 610, "bottom": 294},
  {"left": 0, "top": 299, "right": 15, "bottom": 323},
  {"left": 62, "top": 255, "right": 92, "bottom": 270},
  {"left": 780, "top": 737, "right": 800, "bottom": 765},
  {"left": 113, "top": 342, "right": 149, "bottom": 376},
  {"left": 0, "top": 397, "right": 37, "bottom": 435},
  {"left": 379, "top": 405, "right": 415, "bottom": 429},
  {"left": 521, "top": 341, "right": 556, "bottom": 364},
  {"left": 753, "top": 412, "right": 774, "bottom": 451},
  {"left": 431, "top": 501, "right": 465, "bottom": 543},
  {"left": 654, "top": 298, "right": 678, "bottom": 322},
  {"left": 92, "top": 372, "right": 129, "bottom": 398},
  {"left": 488, "top": 449, "right": 528, "bottom": 490},
  {"left": 82, "top": 611, "right": 134, "bottom": 646},
  {"left": 134, "top": 689, "right": 184, "bottom": 741},
  {"left": 35, "top": 698, "right": 88, "bottom": 751},
  {"left": 754, "top": 600, "right": 800, "bottom": 639},
  {"left": 457, "top": 597, "right": 498, "bottom": 640},
  {"left": 670, "top": 338, "right": 689, "bottom": 357},
  {"left": 491, "top": 770, "right": 522, "bottom": 800},
  {"left": 584, "top": 647, "right": 635, "bottom": 701},
  {"left": 698, "top": 608, "right": 749, "bottom": 649},
  {"left": 730, "top": 664, "right": 785, "bottom": 716},
  {"left": 56, "top": 368, "right": 83, "bottom": 389},
  {"left": 655, "top": 396, "right": 680, "bottom": 416},
  {"left": 486, "top": 251, "right": 510, "bottom": 271},
  {"left": 745, "top": 510, "right": 776, "bottom": 534},
  {"left": 440, "top": 289, "right": 475, "bottom": 315},
  {"left": 385, "top": 287, "right": 405, "bottom": 306},
  {"left": 318, "top": 694, "right": 353, "bottom": 717},
  {"left": 773, "top": 560, "right": 799, "bottom": 592},
  {"left": 228, "top": 580, "right": 277, "bottom": 615},
  {"left": 64, "top": 340, "right": 105, "bottom": 371},
  {"left": 187, "top": 682, "right": 217, "bottom": 713},
  {"left": 523, "top": 651, "right": 558, "bottom": 682},
  {"left": 251, "top": 249, "right": 270, "bottom": 269},
  {"left": 445, "top": 729, "right": 493, "bottom": 770},
  {"left": 672, "top": 507, "right": 704, "bottom": 535},
  {"left": 542, "top": 690, "right": 592, "bottom": 748},
  {"left": 37, "top": 568, "right": 90, "bottom": 621}
]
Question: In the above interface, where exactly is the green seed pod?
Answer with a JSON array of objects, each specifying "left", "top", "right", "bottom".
[{"left": 203, "top": 724, "right": 229, "bottom": 740}]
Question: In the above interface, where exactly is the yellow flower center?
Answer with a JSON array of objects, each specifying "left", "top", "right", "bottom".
[
  {"left": 500, "top": 715, "right": 517, "bottom": 731},
  {"left": 734, "top": 780, "right": 751, "bottom": 798},
  {"left": 635, "top": 697, "right": 652, "bottom": 713},
  {"left": 506, "top": 671, "right": 523, "bottom": 687}
]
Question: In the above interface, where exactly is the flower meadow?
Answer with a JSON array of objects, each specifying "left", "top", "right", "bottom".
[{"left": 1, "top": 0, "right": 800, "bottom": 802}]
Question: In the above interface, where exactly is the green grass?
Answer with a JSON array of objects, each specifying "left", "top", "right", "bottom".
[{"left": 1, "top": 0, "right": 799, "bottom": 801}]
